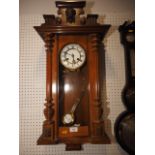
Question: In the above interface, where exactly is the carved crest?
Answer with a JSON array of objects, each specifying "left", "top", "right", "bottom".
[
  {"left": 65, "top": 7, "right": 76, "bottom": 23},
  {"left": 41, "top": 1, "right": 99, "bottom": 26}
]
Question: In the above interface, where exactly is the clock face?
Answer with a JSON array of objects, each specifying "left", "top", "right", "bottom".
[
  {"left": 60, "top": 43, "right": 86, "bottom": 70},
  {"left": 126, "top": 33, "right": 135, "bottom": 43},
  {"left": 63, "top": 113, "right": 74, "bottom": 125}
]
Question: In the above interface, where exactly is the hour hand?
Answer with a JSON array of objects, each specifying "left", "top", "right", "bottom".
[
  {"left": 77, "top": 58, "right": 82, "bottom": 62},
  {"left": 71, "top": 54, "right": 76, "bottom": 63},
  {"left": 64, "top": 58, "right": 69, "bottom": 61},
  {"left": 72, "top": 59, "right": 76, "bottom": 64}
]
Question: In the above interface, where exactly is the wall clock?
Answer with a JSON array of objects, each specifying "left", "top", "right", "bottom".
[
  {"left": 119, "top": 21, "right": 135, "bottom": 112},
  {"left": 115, "top": 21, "right": 135, "bottom": 155},
  {"left": 34, "top": 1, "right": 111, "bottom": 150}
]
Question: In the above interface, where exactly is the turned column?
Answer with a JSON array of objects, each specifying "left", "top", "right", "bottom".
[
  {"left": 37, "top": 33, "right": 58, "bottom": 144},
  {"left": 88, "top": 33, "right": 105, "bottom": 142}
]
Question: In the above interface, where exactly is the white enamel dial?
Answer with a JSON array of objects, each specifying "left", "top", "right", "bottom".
[{"left": 60, "top": 43, "right": 86, "bottom": 70}]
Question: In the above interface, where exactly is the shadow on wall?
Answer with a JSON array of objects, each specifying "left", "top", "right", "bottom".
[
  {"left": 100, "top": 25, "right": 118, "bottom": 143},
  {"left": 99, "top": 42, "right": 113, "bottom": 143},
  {"left": 104, "top": 25, "right": 118, "bottom": 44}
]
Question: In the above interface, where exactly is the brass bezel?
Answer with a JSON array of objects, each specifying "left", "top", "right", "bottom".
[
  {"left": 62, "top": 113, "right": 75, "bottom": 125},
  {"left": 60, "top": 43, "right": 86, "bottom": 71}
]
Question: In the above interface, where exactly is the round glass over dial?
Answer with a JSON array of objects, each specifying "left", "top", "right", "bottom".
[
  {"left": 126, "top": 33, "right": 135, "bottom": 43},
  {"left": 62, "top": 113, "right": 74, "bottom": 125},
  {"left": 60, "top": 43, "right": 86, "bottom": 70}
]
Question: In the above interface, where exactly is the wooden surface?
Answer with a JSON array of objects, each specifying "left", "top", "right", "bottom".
[
  {"left": 59, "top": 126, "right": 89, "bottom": 138},
  {"left": 34, "top": 0, "right": 111, "bottom": 150}
]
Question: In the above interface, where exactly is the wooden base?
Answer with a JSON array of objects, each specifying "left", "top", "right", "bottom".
[
  {"left": 59, "top": 126, "right": 89, "bottom": 138},
  {"left": 37, "top": 124, "right": 110, "bottom": 148},
  {"left": 66, "top": 144, "right": 82, "bottom": 151},
  {"left": 37, "top": 132, "right": 110, "bottom": 145},
  {"left": 37, "top": 122, "right": 58, "bottom": 145},
  {"left": 59, "top": 134, "right": 110, "bottom": 144}
]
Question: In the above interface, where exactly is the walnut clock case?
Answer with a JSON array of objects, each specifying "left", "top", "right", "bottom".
[{"left": 34, "top": 1, "right": 111, "bottom": 150}]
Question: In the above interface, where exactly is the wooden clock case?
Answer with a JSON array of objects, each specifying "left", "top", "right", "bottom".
[
  {"left": 115, "top": 21, "right": 135, "bottom": 154},
  {"left": 34, "top": 1, "right": 111, "bottom": 150},
  {"left": 119, "top": 21, "right": 135, "bottom": 112}
]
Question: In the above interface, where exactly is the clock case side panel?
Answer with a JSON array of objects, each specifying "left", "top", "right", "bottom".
[
  {"left": 36, "top": 33, "right": 59, "bottom": 145},
  {"left": 87, "top": 33, "right": 110, "bottom": 144}
]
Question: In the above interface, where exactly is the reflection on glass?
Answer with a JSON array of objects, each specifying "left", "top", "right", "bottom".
[
  {"left": 52, "top": 83, "right": 56, "bottom": 94},
  {"left": 64, "top": 83, "right": 70, "bottom": 92}
]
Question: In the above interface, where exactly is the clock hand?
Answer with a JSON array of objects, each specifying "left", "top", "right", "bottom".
[
  {"left": 64, "top": 51, "right": 73, "bottom": 57},
  {"left": 71, "top": 53, "right": 74, "bottom": 58},
  {"left": 67, "top": 53, "right": 72, "bottom": 56},
  {"left": 71, "top": 54, "right": 76, "bottom": 64},
  {"left": 77, "top": 58, "right": 82, "bottom": 62},
  {"left": 64, "top": 58, "right": 69, "bottom": 61}
]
